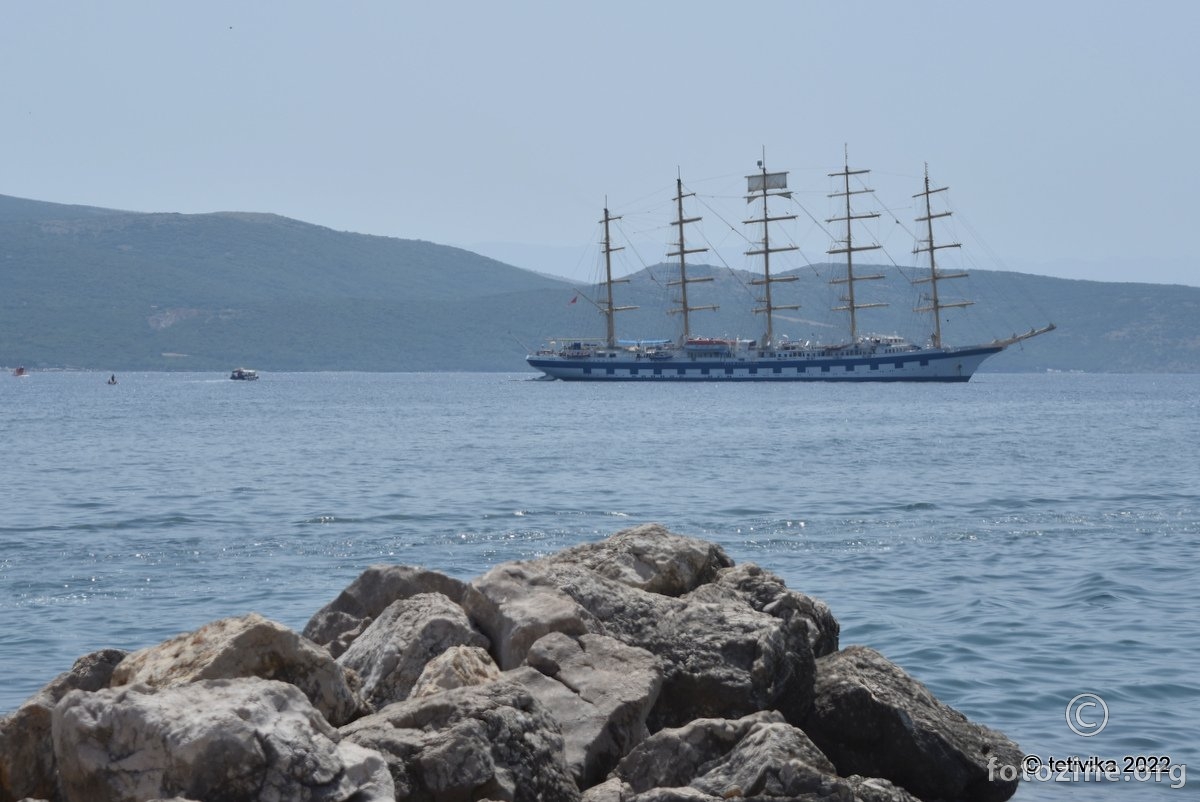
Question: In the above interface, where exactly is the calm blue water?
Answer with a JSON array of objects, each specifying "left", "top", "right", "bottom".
[{"left": 2, "top": 371, "right": 1197, "bottom": 798}]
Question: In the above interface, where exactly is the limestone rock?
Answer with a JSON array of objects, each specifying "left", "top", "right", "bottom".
[
  {"left": 610, "top": 711, "right": 854, "bottom": 801},
  {"left": 410, "top": 645, "right": 502, "bottom": 698},
  {"left": 512, "top": 632, "right": 662, "bottom": 786},
  {"left": 557, "top": 562, "right": 814, "bottom": 729},
  {"left": 0, "top": 648, "right": 126, "bottom": 802},
  {"left": 340, "top": 679, "right": 580, "bottom": 801},
  {"left": 52, "top": 677, "right": 393, "bottom": 802},
  {"left": 643, "top": 587, "right": 815, "bottom": 730},
  {"left": 546, "top": 523, "right": 733, "bottom": 596},
  {"left": 466, "top": 558, "right": 815, "bottom": 731},
  {"left": 461, "top": 562, "right": 594, "bottom": 670},
  {"left": 580, "top": 777, "right": 631, "bottom": 802},
  {"left": 804, "top": 645, "right": 1022, "bottom": 802},
  {"left": 303, "top": 564, "right": 469, "bottom": 657},
  {"left": 624, "top": 790, "right": 715, "bottom": 802},
  {"left": 845, "top": 775, "right": 923, "bottom": 802},
  {"left": 335, "top": 741, "right": 397, "bottom": 802},
  {"left": 109, "top": 613, "right": 366, "bottom": 726},
  {"left": 336, "top": 592, "right": 490, "bottom": 708},
  {"left": 684, "top": 720, "right": 848, "bottom": 799},
  {"left": 691, "top": 562, "right": 840, "bottom": 657}
]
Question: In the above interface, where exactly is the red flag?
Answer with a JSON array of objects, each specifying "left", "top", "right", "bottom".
[{"left": 568, "top": 295, "right": 578, "bottom": 305}]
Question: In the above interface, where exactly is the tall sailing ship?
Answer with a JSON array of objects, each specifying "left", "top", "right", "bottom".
[{"left": 526, "top": 156, "right": 1054, "bottom": 382}]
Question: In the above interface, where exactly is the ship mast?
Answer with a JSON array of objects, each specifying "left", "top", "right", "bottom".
[
  {"left": 599, "top": 204, "right": 636, "bottom": 349},
  {"left": 912, "top": 164, "right": 969, "bottom": 349},
  {"left": 745, "top": 158, "right": 799, "bottom": 348},
  {"left": 826, "top": 148, "right": 885, "bottom": 341},
  {"left": 667, "top": 174, "right": 717, "bottom": 340}
]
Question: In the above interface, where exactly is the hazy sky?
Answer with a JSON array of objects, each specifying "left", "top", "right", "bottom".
[{"left": 3, "top": 2, "right": 1196, "bottom": 286}]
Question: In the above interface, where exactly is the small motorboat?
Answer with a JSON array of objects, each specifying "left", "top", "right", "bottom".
[{"left": 230, "top": 368, "right": 259, "bottom": 381}]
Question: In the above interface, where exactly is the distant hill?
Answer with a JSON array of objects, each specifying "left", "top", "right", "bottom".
[{"left": 2, "top": 194, "right": 1197, "bottom": 373}]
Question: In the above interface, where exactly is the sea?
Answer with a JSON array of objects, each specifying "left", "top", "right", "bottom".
[{"left": 2, "top": 370, "right": 1196, "bottom": 799}]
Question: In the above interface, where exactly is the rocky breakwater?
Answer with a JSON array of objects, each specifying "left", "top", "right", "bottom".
[{"left": 0, "top": 524, "right": 1022, "bottom": 802}]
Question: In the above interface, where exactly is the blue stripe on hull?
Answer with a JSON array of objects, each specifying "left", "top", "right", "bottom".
[
  {"left": 547, "top": 374, "right": 975, "bottom": 383},
  {"left": 527, "top": 346, "right": 1003, "bottom": 383}
]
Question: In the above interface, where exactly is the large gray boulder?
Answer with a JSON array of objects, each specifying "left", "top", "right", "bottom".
[
  {"left": 579, "top": 777, "right": 630, "bottom": 802},
  {"left": 511, "top": 632, "right": 662, "bottom": 787},
  {"left": 0, "top": 648, "right": 126, "bottom": 802},
  {"left": 804, "top": 646, "right": 1022, "bottom": 802},
  {"left": 691, "top": 562, "right": 840, "bottom": 658},
  {"left": 461, "top": 561, "right": 594, "bottom": 670},
  {"left": 845, "top": 775, "right": 924, "bottom": 802},
  {"left": 459, "top": 524, "right": 741, "bottom": 672},
  {"left": 340, "top": 679, "right": 581, "bottom": 801},
  {"left": 545, "top": 523, "right": 733, "bottom": 596},
  {"left": 336, "top": 592, "right": 490, "bottom": 709},
  {"left": 605, "top": 711, "right": 855, "bottom": 801},
  {"left": 581, "top": 774, "right": 920, "bottom": 802},
  {"left": 110, "top": 613, "right": 367, "bottom": 726},
  {"left": 409, "top": 645, "right": 502, "bottom": 698},
  {"left": 303, "top": 564, "right": 469, "bottom": 657},
  {"left": 465, "top": 550, "right": 816, "bottom": 731},
  {"left": 52, "top": 678, "right": 393, "bottom": 802},
  {"left": 539, "top": 560, "right": 816, "bottom": 729},
  {"left": 643, "top": 581, "right": 815, "bottom": 730}
]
